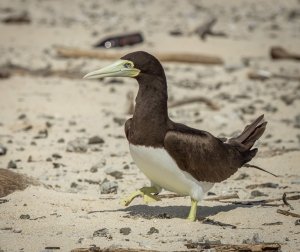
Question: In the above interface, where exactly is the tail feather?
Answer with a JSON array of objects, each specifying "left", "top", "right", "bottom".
[{"left": 229, "top": 114, "right": 267, "bottom": 152}]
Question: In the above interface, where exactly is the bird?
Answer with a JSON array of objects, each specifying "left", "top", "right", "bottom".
[{"left": 84, "top": 51, "right": 268, "bottom": 221}]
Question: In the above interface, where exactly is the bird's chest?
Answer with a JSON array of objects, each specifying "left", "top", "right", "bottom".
[{"left": 129, "top": 144, "right": 212, "bottom": 196}]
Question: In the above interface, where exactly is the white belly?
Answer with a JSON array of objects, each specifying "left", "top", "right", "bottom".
[{"left": 129, "top": 144, "right": 214, "bottom": 201}]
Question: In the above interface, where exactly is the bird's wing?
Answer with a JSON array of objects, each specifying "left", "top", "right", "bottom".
[{"left": 164, "top": 125, "right": 242, "bottom": 183}]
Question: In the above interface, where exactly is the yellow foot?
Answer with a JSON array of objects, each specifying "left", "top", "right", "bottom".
[
  {"left": 187, "top": 198, "right": 198, "bottom": 221},
  {"left": 121, "top": 187, "right": 161, "bottom": 206}
]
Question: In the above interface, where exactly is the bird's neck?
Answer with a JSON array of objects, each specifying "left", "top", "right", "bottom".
[{"left": 130, "top": 74, "right": 169, "bottom": 146}]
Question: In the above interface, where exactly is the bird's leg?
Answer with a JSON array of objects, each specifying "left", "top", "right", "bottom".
[
  {"left": 121, "top": 186, "right": 161, "bottom": 206},
  {"left": 187, "top": 198, "right": 198, "bottom": 221}
]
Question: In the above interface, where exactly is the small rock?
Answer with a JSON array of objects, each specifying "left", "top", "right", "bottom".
[
  {"left": 57, "top": 138, "right": 65, "bottom": 143},
  {"left": 0, "top": 144, "right": 7, "bottom": 155},
  {"left": 123, "top": 164, "right": 130, "bottom": 170},
  {"left": 19, "top": 214, "right": 30, "bottom": 219},
  {"left": 66, "top": 138, "right": 88, "bottom": 153},
  {"left": 13, "top": 228, "right": 22, "bottom": 233},
  {"left": 70, "top": 182, "right": 78, "bottom": 188},
  {"left": 46, "top": 157, "right": 52, "bottom": 162},
  {"left": 52, "top": 153, "right": 62, "bottom": 159},
  {"left": 90, "top": 160, "right": 106, "bottom": 173},
  {"left": 34, "top": 129, "right": 48, "bottom": 139},
  {"left": 100, "top": 179, "right": 118, "bottom": 194},
  {"left": 93, "top": 228, "right": 111, "bottom": 239},
  {"left": 250, "top": 190, "right": 268, "bottom": 198},
  {"left": 120, "top": 227, "right": 131, "bottom": 235},
  {"left": 53, "top": 163, "right": 61, "bottom": 169},
  {"left": 7, "top": 160, "right": 17, "bottom": 169},
  {"left": 147, "top": 227, "right": 159, "bottom": 235},
  {"left": 88, "top": 136, "right": 105, "bottom": 145},
  {"left": 105, "top": 167, "right": 123, "bottom": 179},
  {"left": 113, "top": 117, "right": 126, "bottom": 126},
  {"left": 295, "top": 219, "right": 300, "bottom": 225},
  {"left": 235, "top": 173, "right": 249, "bottom": 180}
]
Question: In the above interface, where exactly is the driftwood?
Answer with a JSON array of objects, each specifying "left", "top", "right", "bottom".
[
  {"left": 71, "top": 248, "right": 157, "bottom": 252},
  {"left": 193, "top": 17, "right": 227, "bottom": 40},
  {"left": 56, "top": 46, "right": 224, "bottom": 65},
  {"left": 0, "top": 63, "right": 83, "bottom": 79},
  {"left": 168, "top": 96, "right": 219, "bottom": 110},
  {"left": 276, "top": 209, "right": 300, "bottom": 218},
  {"left": 270, "top": 46, "right": 300, "bottom": 61},
  {"left": 185, "top": 242, "right": 281, "bottom": 251},
  {"left": 248, "top": 69, "right": 300, "bottom": 82}
]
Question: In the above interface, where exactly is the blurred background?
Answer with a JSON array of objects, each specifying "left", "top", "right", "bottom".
[{"left": 0, "top": 0, "right": 300, "bottom": 251}]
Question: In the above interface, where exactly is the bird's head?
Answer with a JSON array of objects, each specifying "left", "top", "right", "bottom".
[{"left": 83, "top": 51, "right": 165, "bottom": 81}]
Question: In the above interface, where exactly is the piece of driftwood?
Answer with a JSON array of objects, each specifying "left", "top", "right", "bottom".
[
  {"left": 56, "top": 46, "right": 224, "bottom": 65},
  {"left": 248, "top": 69, "right": 300, "bottom": 82},
  {"left": 0, "top": 168, "right": 40, "bottom": 198},
  {"left": 202, "top": 218, "right": 237, "bottom": 229},
  {"left": 0, "top": 63, "right": 83, "bottom": 79},
  {"left": 168, "top": 96, "right": 219, "bottom": 110},
  {"left": 185, "top": 242, "right": 281, "bottom": 251},
  {"left": 282, "top": 192, "right": 294, "bottom": 210},
  {"left": 276, "top": 209, "right": 300, "bottom": 218},
  {"left": 225, "top": 194, "right": 300, "bottom": 206},
  {"left": 71, "top": 247, "right": 157, "bottom": 252},
  {"left": 205, "top": 193, "right": 239, "bottom": 201},
  {"left": 270, "top": 46, "right": 300, "bottom": 61},
  {"left": 193, "top": 17, "right": 227, "bottom": 40}
]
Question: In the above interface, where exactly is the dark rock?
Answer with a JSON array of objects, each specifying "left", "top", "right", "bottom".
[
  {"left": 295, "top": 219, "right": 300, "bottom": 225},
  {"left": 100, "top": 179, "right": 118, "bottom": 194},
  {"left": 70, "top": 182, "right": 78, "bottom": 188},
  {"left": 0, "top": 144, "right": 7, "bottom": 155},
  {"left": 105, "top": 167, "right": 123, "bottom": 179},
  {"left": 147, "top": 227, "right": 159, "bottom": 235},
  {"left": 93, "top": 228, "right": 111, "bottom": 239},
  {"left": 57, "top": 138, "right": 65, "bottom": 143},
  {"left": 113, "top": 117, "right": 126, "bottom": 126},
  {"left": 34, "top": 129, "right": 48, "bottom": 139},
  {"left": 207, "top": 192, "right": 216, "bottom": 196},
  {"left": 66, "top": 138, "right": 88, "bottom": 153},
  {"left": 20, "top": 214, "right": 30, "bottom": 219},
  {"left": 123, "top": 164, "right": 130, "bottom": 170},
  {"left": 120, "top": 227, "right": 131, "bottom": 235},
  {"left": 88, "top": 136, "right": 104, "bottom": 145},
  {"left": 52, "top": 153, "right": 62, "bottom": 159},
  {"left": 250, "top": 190, "right": 268, "bottom": 198},
  {"left": 235, "top": 173, "right": 250, "bottom": 180},
  {"left": 157, "top": 213, "right": 171, "bottom": 219},
  {"left": 246, "top": 183, "right": 279, "bottom": 189},
  {"left": 7, "top": 160, "right": 17, "bottom": 169},
  {"left": 46, "top": 157, "right": 52, "bottom": 162},
  {"left": 53, "top": 163, "right": 61, "bottom": 169}
]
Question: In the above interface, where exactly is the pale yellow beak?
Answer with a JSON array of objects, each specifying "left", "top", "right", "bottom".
[{"left": 83, "top": 60, "right": 140, "bottom": 79}]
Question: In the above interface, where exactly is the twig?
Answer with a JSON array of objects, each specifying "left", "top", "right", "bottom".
[
  {"left": 185, "top": 242, "right": 281, "bottom": 251},
  {"left": 205, "top": 193, "right": 239, "bottom": 201},
  {"left": 71, "top": 247, "right": 157, "bottom": 252},
  {"left": 270, "top": 46, "right": 300, "bottom": 61},
  {"left": 243, "top": 163, "right": 277, "bottom": 177},
  {"left": 248, "top": 69, "right": 300, "bottom": 82},
  {"left": 56, "top": 46, "right": 224, "bottom": 65},
  {"left": 282, "top": 192, "right": 294, "bottom": 210},
  {"left": 201, "top": 218, "right": 237, "bottom": 229},
  {"left": 193, "top": 18, "right": 217, "bottom": 40},
  {"left": 168, "top": 96, "right": 219, "bottom": 110},
  {"left": 276, "top": 209, "right": 300, "bottom": 218}
]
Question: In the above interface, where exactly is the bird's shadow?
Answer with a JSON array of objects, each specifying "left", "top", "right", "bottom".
[
  {"left": 89, "top": 202, "right": 253, "bottom": 220},
  {"left": 121, "top": 203, "right": 252, "bottom": 220}
]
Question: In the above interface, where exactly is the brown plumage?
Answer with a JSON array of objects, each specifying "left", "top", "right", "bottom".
[{"left": 123, "top": 51, "right": 267, "bottom": 183}]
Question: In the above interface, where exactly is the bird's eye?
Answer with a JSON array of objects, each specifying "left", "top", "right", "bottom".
[{"left": 124, "top": 62, "right": 133, "bottom": 69}]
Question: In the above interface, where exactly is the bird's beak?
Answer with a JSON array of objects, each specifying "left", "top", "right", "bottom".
[{"left": 83, "top": 60, "right": 140, "bottom": 79}]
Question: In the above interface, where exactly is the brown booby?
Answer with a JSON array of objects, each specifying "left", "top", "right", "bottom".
[{"left": 84, "top": 51, "right": 267, "bottom": 221}]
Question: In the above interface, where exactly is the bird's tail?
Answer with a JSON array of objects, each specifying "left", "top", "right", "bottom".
[{"left": 228, "top": 114, "right": 267, "bottom": 163}]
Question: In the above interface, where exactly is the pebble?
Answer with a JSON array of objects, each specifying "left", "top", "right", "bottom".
[
  {"left": 295, "top": 219, "right": 300, "bottom": 225},
  {"left": 90, "top": 159, "right": 106, "bottom": 173},
  {"left": 250, "top": 190, "right": 268, "bottom": 198},
  {"left": 13, "top": 228, "right": 22, "bottom": 233},
  {"left": 88, "top": 136, "right": 105, "bottom": 145},
  {"left": 7, "top": 160, "right": 17, "bottom": 169},
  {"left": 19, "top": 214, "right": 30, "bottom": 219},
  {"left": 105, "top": 167, "right": 123, "bottom": 179},
  {"left": 52, "top": 153, "right": 62, "bottom": 159},
  {"left": 120, "top": 227, "right": 131, "bottom": 235},
  {"left": 0, "top": 144, "right": 7, "bottom": 155},
  {"left": 66, "top": 137, "right": 88, "bottom": 153},
  {"left": 93, "top": 228, "right": 111, "bottom": 239},
  {"left": 147, "top": 227, "right": 159, "bottom": 235},
  {"left": 57, "top": 138, "right": 65, "bottom": 143},
  {"left": 99, "top": 179, "right": 118, "bottom": 194}
]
